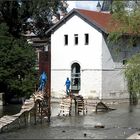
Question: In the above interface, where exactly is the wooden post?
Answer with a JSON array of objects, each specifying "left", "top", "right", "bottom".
[
  {"left": 28, "top": 112, "right": 31, "bottom": 124},
  {"left": 18, "top": 116, "right": 21, "bottom": 128},
  {"left": 34, "top": 102, "right": 37, "bottom": 125},
  {"left": 38, "top": 40, "right": 51, "bottom": 122},
  {"left": 39, "top": 102, "right": 41, "bottom": 113},
  {"left": 75, "top": 99, "right": 77, "bottom": 115},
  {"left": 24, "top": 113, "right": 27, "bottom": 126},
  {"left": 47, "top": 43, "right": 51, "bottom": 122},
  {"left": 40, "top": 102, "right": 43, "bottom": 124},
  {"left": 69, "top": 98, "right": 72, "bottom": 116},
  {"left": 77, "top": 100, "right": 79, "bottom": 115},
  {"left": 82, "top": 100, "right": 84, "bottom": 115},
  {"left": 47, "top": 94, "right": 51, "bottom": 122},
  {"left": 0, "top": 93, "right": 4, "bottom": 105}
]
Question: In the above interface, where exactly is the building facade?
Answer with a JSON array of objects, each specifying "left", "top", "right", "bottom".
[{"left": 46, "top": 8, "right": 140, "bottom": 99}]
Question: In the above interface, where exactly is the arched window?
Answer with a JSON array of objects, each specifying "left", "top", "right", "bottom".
[{"left": 71, "top": 63, "right": 81, "bottom": 91}]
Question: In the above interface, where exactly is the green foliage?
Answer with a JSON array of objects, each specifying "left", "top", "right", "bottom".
[
  {"left": 0, "top": 0, "right": 67, "bottom": 37},
  {"left": 0, "top": 23, "right": 37, "bottom": 98},
  {"left": 0, "top": 0, "right": 68, "bottom": 99},
  {"left": 23, "top": 0, "right": 67, "bottom": 37},
  {"left": 0, "top": 0, "right": 21, "bottom": 37},
  {"left": 108, "top": 0, "right": 140, "bottom": 45},
  {"left": 107, "top": 32, "right": 122, "bottom": 44},
  {"left": 125, "top": 53, "right": 140, "bottom": 95},
  {"left": 0, "top": 23, "right": 9, "bottom": 36},
  {"left": 129, "top": 9, "right": 140, "bottom": 33},
  {"left": 108, "top": 1, "right": 140, "bottom": 104}
]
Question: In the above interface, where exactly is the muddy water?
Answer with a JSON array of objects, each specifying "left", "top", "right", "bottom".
[
  {"left": 0, "top": 102, "right": 140, "bottom": 139},
  {"left": 0, "top": 104, "right": 21, "bottom": 118}
]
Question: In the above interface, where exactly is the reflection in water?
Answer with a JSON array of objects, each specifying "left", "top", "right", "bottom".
[
  {"left": 0, "top": 105, "right": 3, "bottom": 117},
  {"left": 0, "top": 104, "right": 21, "bottom": 118},
  {"left": 129, "top": 104, "right": 137, "bottom": 112}
]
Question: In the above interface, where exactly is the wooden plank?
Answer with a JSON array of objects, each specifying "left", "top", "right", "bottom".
[
  {"left": 0, "top": 120, "right": 13, "bottom": 124},
  {"left": 0, "top": 115, "right": 17, "bottom": 120},
  {"left": 58, "top": 97, "right": 72, "bottom": 116},
  {"left": 12, "top": 112, "right": 23, "bottom": 117},
  {"left": 60, "top": 104, "right": 70, "bottom": 107},
  {"left": 0, "top": 121, "right": 7, "bottom": 125},
  {"left": 0, "top": 91, "right": 50, "bottom": 133},
  {"left": 60, "top": 109, "right": 70, "bottom": 111},
  {"left": 0, "top": 118, "right": 17, "bottom": 122},
  {"left": 24, "top": 102, "right": 34, "bottom": 105},
  {"left": 0, "top": 118, "right": 17, "bottom": 126}
]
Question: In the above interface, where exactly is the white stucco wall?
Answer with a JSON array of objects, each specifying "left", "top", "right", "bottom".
[
  {"left": 50, "top": 13, "right": 140, "bottom": 99},
  {"left": 51, "top": 15, "right": 102, "bottom": 98}
]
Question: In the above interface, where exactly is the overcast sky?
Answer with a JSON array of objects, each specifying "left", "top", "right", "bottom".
[{"left": 67, "top": 1, "right": 103, "bottom": 12}]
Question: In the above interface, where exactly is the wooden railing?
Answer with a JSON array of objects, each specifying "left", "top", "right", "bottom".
[{"left": 0, "top": 91, "right": 50, "bottom": 133}]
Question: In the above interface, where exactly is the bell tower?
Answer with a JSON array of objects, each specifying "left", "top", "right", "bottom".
[
  {"left": 96, "top": 1, "right": 102, "bottom": 12},
  {"left": 101, "top": 0, "right": 113, "bottom": 13}
]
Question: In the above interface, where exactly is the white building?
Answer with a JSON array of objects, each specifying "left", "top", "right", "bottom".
[{"left": 46, "top": 8, "right": 140, "bottom": 99}]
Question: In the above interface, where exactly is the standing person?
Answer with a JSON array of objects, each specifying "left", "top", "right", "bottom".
[
  {"left": 39, "top": 71, "right": 47, "bottom": 93},
  {"left": 65, "top": 77, "right": 71, "bottom": 96}
]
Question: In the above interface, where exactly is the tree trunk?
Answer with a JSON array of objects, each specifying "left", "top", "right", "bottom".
[{"left": 129, "top": 92, "right": 138, "bottom": 105}]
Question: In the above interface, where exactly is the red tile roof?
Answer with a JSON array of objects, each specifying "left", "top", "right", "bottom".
[
  {"left": 46, "top": 8, "right": 138, "bottom": 36},
  {"left": 76, "top": 9, "right": 112, "bottom": 32},
  {"left": 77, "top": 9, "right": 139, "bottom": 35},
  {"left": 45, "top": 8, "right": 114, "bottom": 35}
]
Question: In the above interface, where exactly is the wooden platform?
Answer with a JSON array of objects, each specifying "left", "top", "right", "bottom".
[
  {"left": 0, "top": 91, "right": 50, "bottom": 133},
  {"left": 58, "top": 97, "right": 72, "bottom": 116},
  {"left": 58, "top": 95, "right": 87, "bottom": 116},
  {"left": 73, "top": 95, "right": 87, "bottom": 115}
]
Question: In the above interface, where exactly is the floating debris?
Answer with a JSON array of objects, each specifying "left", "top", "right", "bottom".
[
  {"left": 94, "top": 123, "right": 105, "bottom": 128},
  {"left": 95, "top": 101, "right": 116, "bottom": 112},
  {"left": 84, "top": 133, "right": 87, "bottom": 137}
]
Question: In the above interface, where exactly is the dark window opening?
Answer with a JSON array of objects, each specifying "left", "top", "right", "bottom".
[
  {"left": 74, "top": 34, "right": 78, "bottom": 45},
  {"left": 85, "top": 33, "right": 89, "bottom": 45},
  {"left": 64, "top": 35, "right": 68, "bottom": 45},
  {"left": 133, "top": 40, "right": 137, "bottom": 47},
  {"left": 71, "top": 63, "right": 81, "bottom": 92},
  {"left": 123, "top": 59, "right": 127, "bottom": 65}
]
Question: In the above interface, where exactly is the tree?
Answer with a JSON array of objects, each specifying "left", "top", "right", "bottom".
[
  {"left": 22, "top": 0, "right": 68, "bottom": 37},
  {"left": 0, "top": 0, "right": 68, "bottom": 37},
  {"left": 0, "top": 23, "right": 37, "bottom": 103},
  {"left": 108, "top": 0, "right": 140, "bottom": 44},
  {"left": 0, "top": 0, "right": 68, "bottom": 103},
  {"left": 0, "top": 0, "right": 20, "bottom": 37},
  {"left": 125, "top": 54, "right": 140, "bottom": 105},
  {"left": 108, "top": 0, "right": 140, "bottom": 105}
]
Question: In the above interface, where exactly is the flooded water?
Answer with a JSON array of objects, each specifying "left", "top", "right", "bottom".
[
  {"left": 0, "top": 104, "right": 21, "bottom": 118},
  {"left": 0, "top": 101, "right": 140, "bottom": 139}
]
